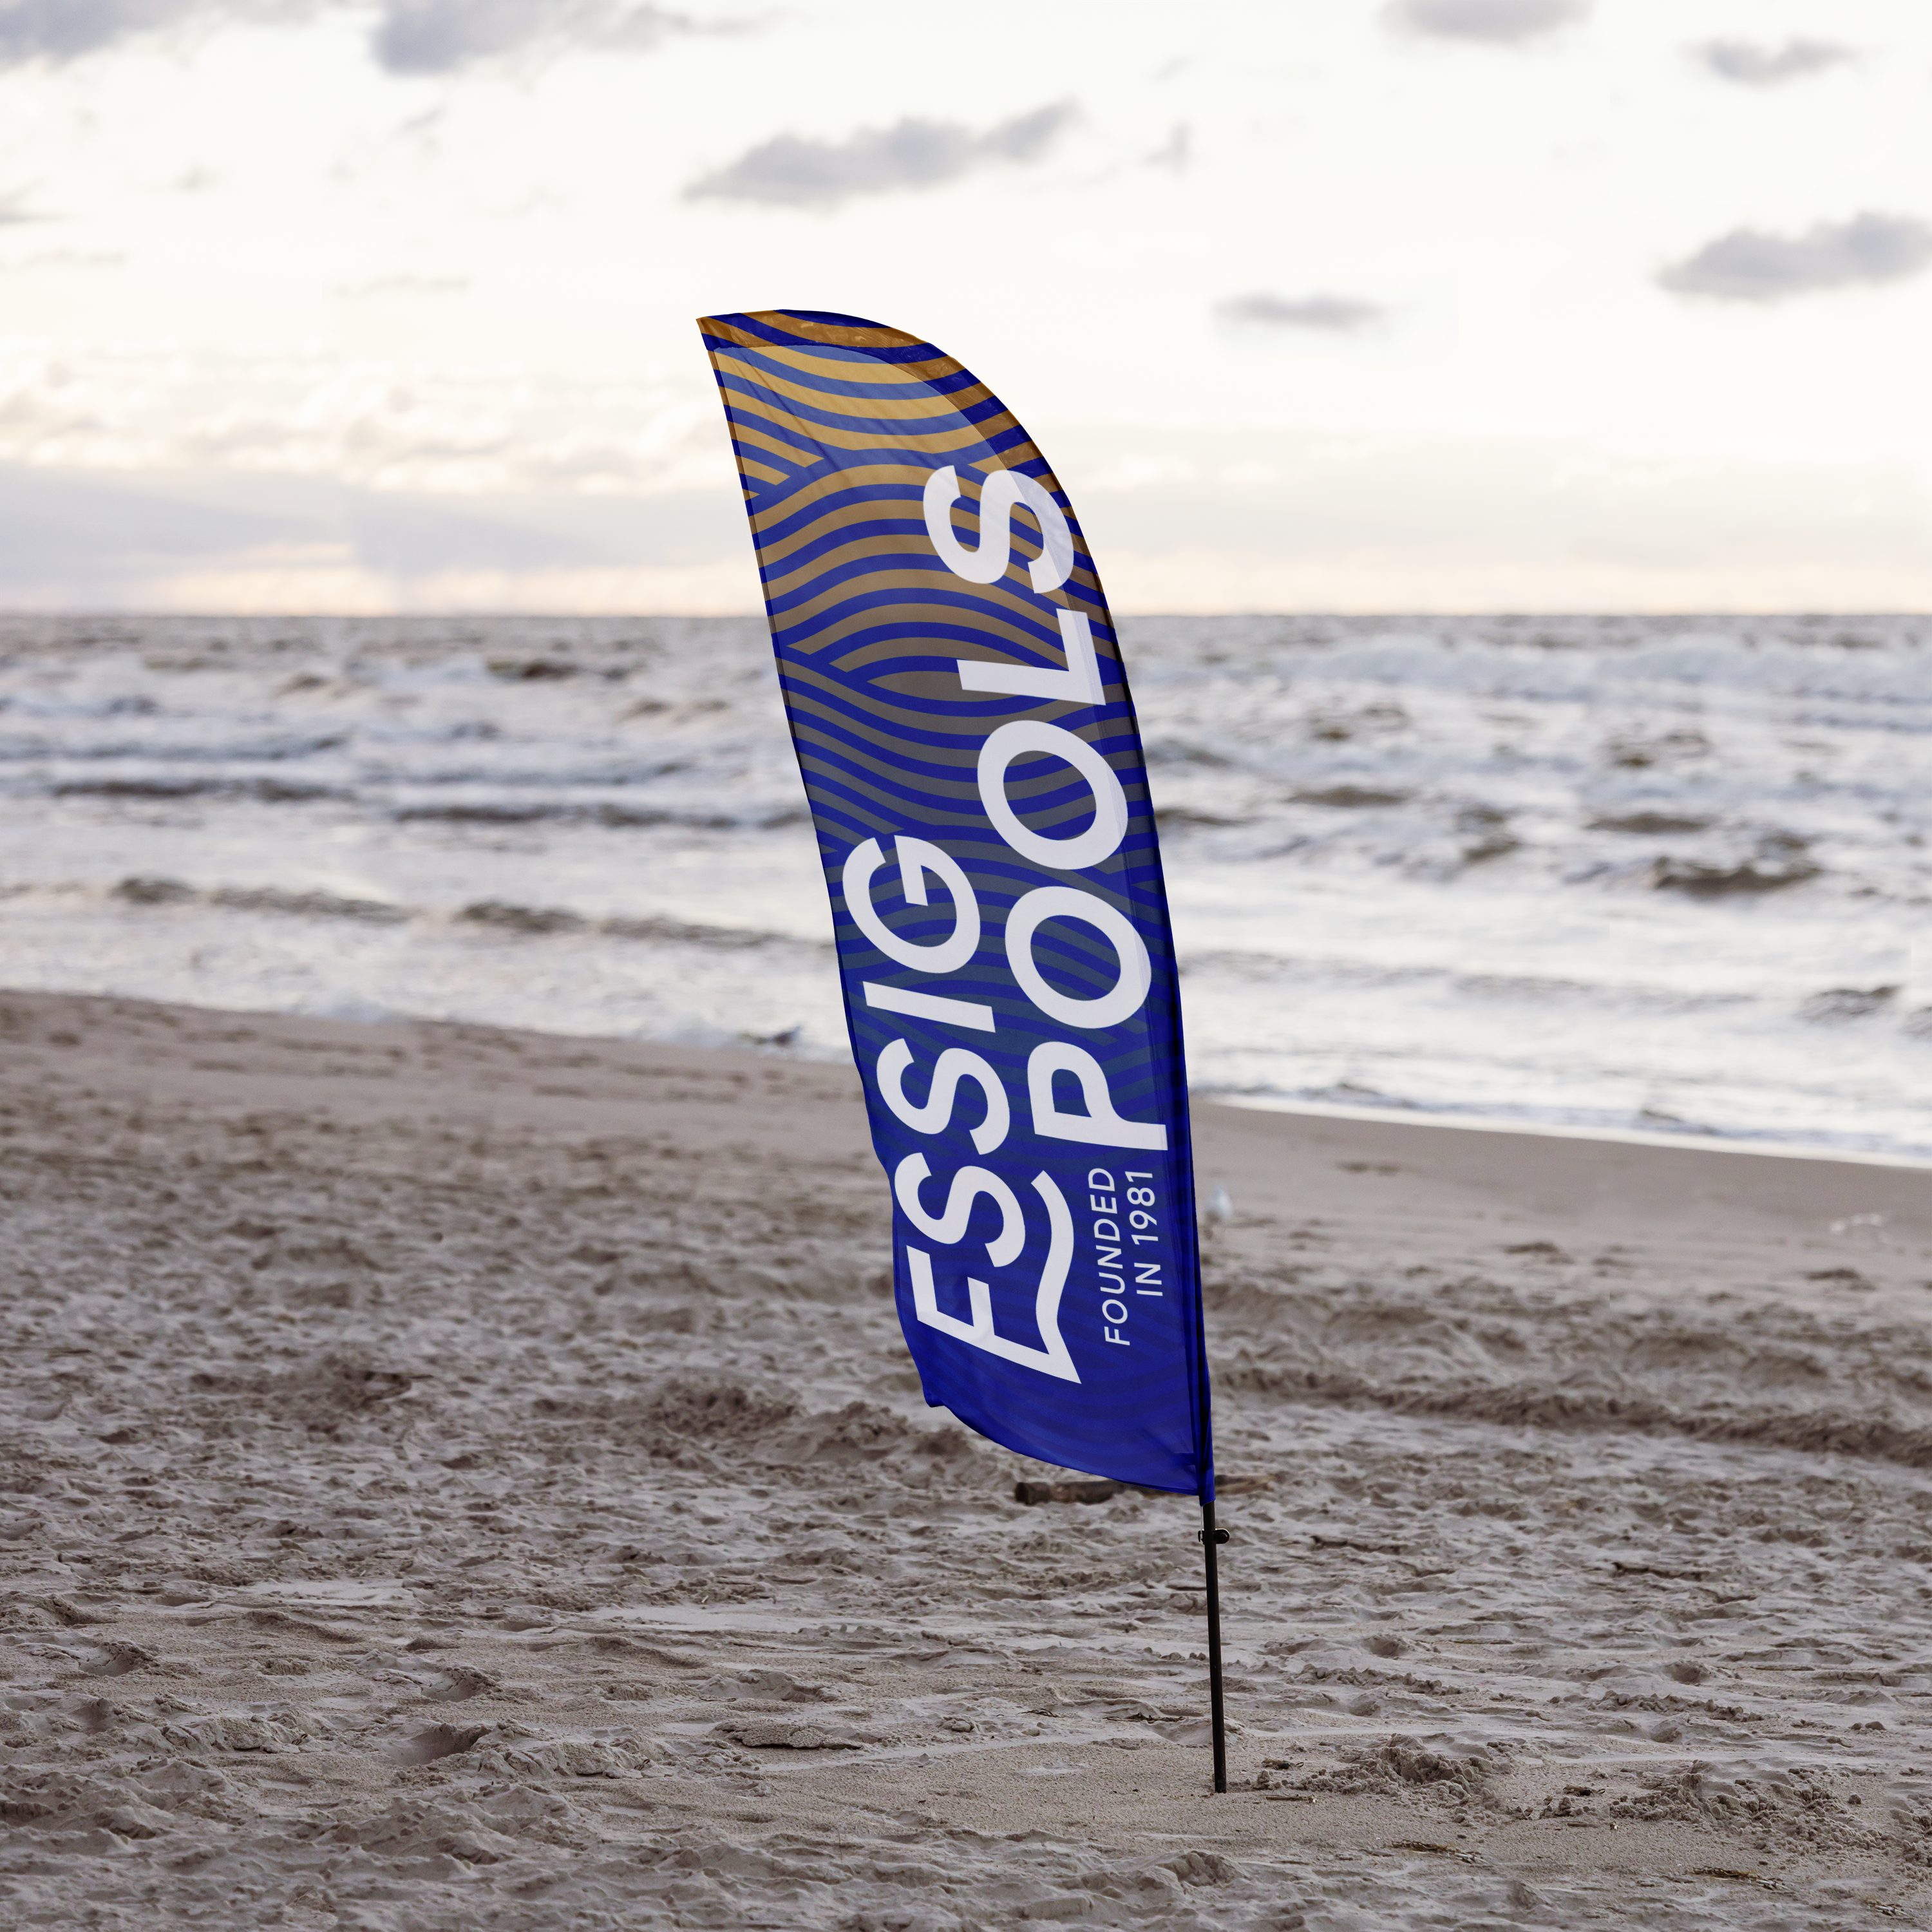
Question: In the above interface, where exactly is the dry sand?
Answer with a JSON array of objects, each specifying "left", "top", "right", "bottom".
[{"left": 3, "top": 989, "right": 1932, "bottom": 1930}]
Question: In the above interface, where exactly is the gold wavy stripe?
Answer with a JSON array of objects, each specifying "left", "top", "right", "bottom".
[
  {"left": 753, "top": 494, "right": 925, "bottom": 569},
  {"left": 762, "top": 545, "right": 1083, "bottom": 640},
  {"left": 743, "top": 453, "right": 1077, "bottom": 549},
  {"left": 746, "top": 464, "right": 936, "bottom": 538},
  {"left": 731, "top": 420, "right": 818, "bottom": 469},
  {"left": 753, "top": 490, "right": 1103, "bottom": 605},
  {"left": 738, "top": 457, "right": 788, "bottom": 486},
  {"left": 794, "top": 601, "right": 1057, "bottom": 666},
  {"left": 702, "top": 313, "right": 927, "bottom": 356},
  {"left": 833, "top": 627, "right": 1119, "bottom": 685},
  {"left": 716, "top": 354, "right": 1000, "bottom": 428},
  {"left": 720, "top": 337, "right": 979, "bottom": 398},
  {"left": 773, "top": 569, "right": 1070, "bottom": 642},
  {"left": 726, "top": 398, "right": 994, "bottom": 459},
  {"left": 757, "top": 503, "right": 1102, "bottom": 608},
  {"left": 759, "top": 529, "right": 931, "bottom": 597}
]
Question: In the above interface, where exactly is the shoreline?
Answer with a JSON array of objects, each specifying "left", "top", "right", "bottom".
[
  {"left": 1220, "top": 1091, "right": 1932, "bottom": 1173},
  {"left": 7, "top": 971, "right": 1927, "bottom": 1173}
]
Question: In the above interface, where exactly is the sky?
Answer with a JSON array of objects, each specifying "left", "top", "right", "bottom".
[{"left": 1, "top": 0, "right": 1928, "bottom": 613}]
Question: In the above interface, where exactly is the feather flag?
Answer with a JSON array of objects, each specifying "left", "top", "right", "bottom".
[{"left": 699, "top": 308, "right": 1213, "bottom": 1500}]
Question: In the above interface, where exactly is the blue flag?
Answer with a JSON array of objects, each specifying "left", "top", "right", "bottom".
[{"left": 699, "top": 308, "right": 1213, "bottom": 1499}]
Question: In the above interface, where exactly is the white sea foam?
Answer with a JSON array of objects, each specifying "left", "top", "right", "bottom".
[{"left": 0, "top": 612, "right": 1926, "bottom": 1157}]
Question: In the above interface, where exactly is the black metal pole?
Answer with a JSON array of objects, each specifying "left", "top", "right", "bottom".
[{"left": 1200, "top": 1497, "right": 1227, "bottom": 1793}]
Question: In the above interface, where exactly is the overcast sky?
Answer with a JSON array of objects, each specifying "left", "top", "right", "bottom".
[{"left": 2, "top": 0, "right": 1928, "bottom": 612}]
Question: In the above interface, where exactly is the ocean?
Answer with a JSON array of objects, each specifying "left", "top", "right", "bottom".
[{"left": 1, "top": 612, "right": 1926, "bottom": 1162}]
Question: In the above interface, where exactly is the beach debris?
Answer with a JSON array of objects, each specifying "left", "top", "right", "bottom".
[
  {"left": 715, "top": 1718, "right": 857, "bottom": 1750},
  {"left": 1014, "top": 1478, "right": 1126, "bottom": 1505}
]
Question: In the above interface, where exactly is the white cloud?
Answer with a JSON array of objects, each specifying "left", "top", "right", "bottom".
[
  {"left": 0, "top": 342, "right": 731, "bottom": 495},
  {"left": 0, "top": 0, "right": 296, "bottom": 65},
  {"left": 1696, "top": 39, "right": 1853, "bottom": 87},
  {"left": 371, "top": 0, "right": 698, "bottom": 75},
  {"left": 685, "top": 103, "right": 1075, "bottom": 210},
  {"left": 1660, "top": 213, "right": 1932, "bottom": 302},
  {"left": 0, "top": 0, "right": 714, "bottom": 73},
  {"left": 1385, "top": 0, "right": 1587, "bottom": 46},
  {"left": 1217, "top": 293, "right": 1385, "bottom": 332}
]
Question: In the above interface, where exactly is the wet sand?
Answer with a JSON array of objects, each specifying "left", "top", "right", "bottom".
[{"left": 3, "top": 989, "right": 1931, "bottom": 1929}]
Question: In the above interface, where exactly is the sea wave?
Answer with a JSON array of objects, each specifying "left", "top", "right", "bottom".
[{"left": 0, "top": 612, "right": 1925, "bottom": 1157}]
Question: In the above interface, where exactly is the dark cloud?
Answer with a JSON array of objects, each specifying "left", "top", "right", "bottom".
[
  {"left": 1385, "top": 0, "right": 1587, "bottom": 44},
  {"left": 1660, "top": 213, "right": 1932, "bottom": 302},
  {"left": 1217, "top": 293, "right": 1385, "bottom": 332},
  {"left": 1696, "top": 38, "right": 1853, "bottom": 86},
  {"left": 685, "top": 102, "right": 1075, "bottom": 210},
  {"left": 371, "top": 0, "right": 694, "bottom": 75}
]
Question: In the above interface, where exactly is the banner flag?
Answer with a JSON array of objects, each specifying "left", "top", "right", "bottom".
[{"left": 699, "top": 309, "right": 1213, "bottom": 1499}]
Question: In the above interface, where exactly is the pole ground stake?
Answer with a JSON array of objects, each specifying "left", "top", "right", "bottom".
[{"left": 1199, "top": 1502, "right": 1229, "bottom": 1792}]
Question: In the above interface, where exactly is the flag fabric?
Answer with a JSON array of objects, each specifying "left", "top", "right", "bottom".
[{"left": 698, "top": 308, "right": 1213, "bottom": 1499}]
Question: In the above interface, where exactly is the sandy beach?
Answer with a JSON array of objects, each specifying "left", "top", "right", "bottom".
[{"left": 5, "top": 988, "right": 1932, "bottom": 1929}]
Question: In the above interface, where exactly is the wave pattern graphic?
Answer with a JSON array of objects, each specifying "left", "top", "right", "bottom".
[{"left": 700, "top": 309, "right": 1211, "bottom": 1493}]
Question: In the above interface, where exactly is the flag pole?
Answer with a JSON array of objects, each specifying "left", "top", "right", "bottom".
[{"left": 1200, "top": 1498, "right": 1228, "bottom": 1792}]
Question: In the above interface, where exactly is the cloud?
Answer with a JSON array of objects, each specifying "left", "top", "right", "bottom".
[
  {"left": 370, "top": 0, "right": 696, "bottom": 75},
  {"left": 1385, "top": 0, "right": 1587, "bottom": 44},
  {"left": 1660, "top": 213, "right": 1932, "bottom": 302},
  {"left": 0, "top": 460, "right": 757, "bottom": 612},
  {"left": 1217, "top": 292, "right": 1385, "bottom": 332},
  {"left": 1696, "top": 38, "right": 1853, "bottom": 86},
  {"left": 0, "top": 0, "right": 710, "bottom": 72},
  {"left": 0, "top": 339, "right": 732, "bottom": 497},
  {"left": 685, "top": 102, "right": 1075, "bottom": 210},
  {"left": 0, "top": 0, "right": 229, "bottom": 64}
]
